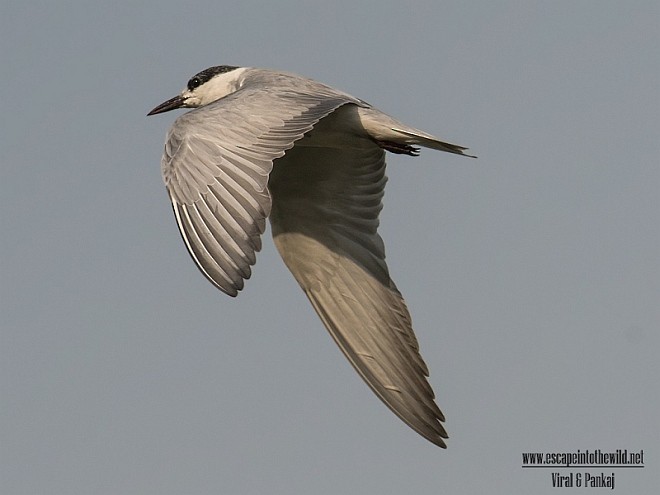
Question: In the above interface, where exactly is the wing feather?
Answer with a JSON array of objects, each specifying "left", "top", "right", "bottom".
[
  {"left": 173, "top": 202, "right": 243, "bottom": 292},
  {"left": 269, "top": 107, "right": 447, "bottom": 446},
  {"left": 159, "top": 76, "right": 361, "bottom": 295}
]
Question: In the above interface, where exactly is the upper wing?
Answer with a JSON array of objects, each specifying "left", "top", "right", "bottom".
[
  {"left": 269, "top": 107, "right": 447, "bottom": 447},
  {"left": 160, "top": 82, "right": 360, "bottom": 296}
]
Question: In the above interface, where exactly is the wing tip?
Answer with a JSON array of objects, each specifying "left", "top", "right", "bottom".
[
  {"left": 432, "top": 437, "right": 448, "bottom": 449},
  {"left": 423, "top": 420, "right": 449, "bottom": 448}
]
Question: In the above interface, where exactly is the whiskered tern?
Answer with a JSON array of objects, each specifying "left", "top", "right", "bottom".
[{"left": 148, "top": 65, "right": 475, "bottom": 447}]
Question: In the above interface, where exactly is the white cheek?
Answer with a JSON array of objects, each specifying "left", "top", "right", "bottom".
[{"left": 181, "top": 90, "right": 201, "bottom": 107}]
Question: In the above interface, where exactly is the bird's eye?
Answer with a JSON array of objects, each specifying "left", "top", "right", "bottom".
[{"left": 187, "top": 77, "right": 201, "bottom": 91}]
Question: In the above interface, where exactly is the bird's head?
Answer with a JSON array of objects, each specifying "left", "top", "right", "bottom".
[{"left": 148, "top": 65, "right": 247, "bottom": 115}]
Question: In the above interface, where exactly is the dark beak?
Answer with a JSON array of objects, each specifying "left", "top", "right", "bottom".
[{"left": 147, "top": 94, "right": 186, "bottom": 116}]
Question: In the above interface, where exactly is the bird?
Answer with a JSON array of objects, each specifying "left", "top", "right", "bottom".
[{"left": 148, "top": 65, "right": 475, "bottom": 448}]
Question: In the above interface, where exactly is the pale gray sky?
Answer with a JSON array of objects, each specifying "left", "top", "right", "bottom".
[{"left": 2, "top": 1, "right": 658, "bottom": 494}]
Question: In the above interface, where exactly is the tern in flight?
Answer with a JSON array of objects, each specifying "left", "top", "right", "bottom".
[{"left": 149, "top": 65, "right": 475, "bottom": 447}]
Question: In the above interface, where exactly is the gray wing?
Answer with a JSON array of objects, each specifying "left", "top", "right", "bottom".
[
  {"left": 269, "top": 107, "right": 447, "bottom": 447},
  {"left": 160, "top": 83, "right": 360, "bottom": 296}
]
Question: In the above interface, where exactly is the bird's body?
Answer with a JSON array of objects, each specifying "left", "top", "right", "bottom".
[{"left": 149, "top": 65, "right": 474, "bottom": 448}]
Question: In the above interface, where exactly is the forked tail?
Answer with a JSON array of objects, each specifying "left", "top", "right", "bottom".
[
  {"left": 356, "top": 106, "right": 476, "bottom": 158},
  {"left": 391, "top": 128, "right": 477, "bottom": 158}
]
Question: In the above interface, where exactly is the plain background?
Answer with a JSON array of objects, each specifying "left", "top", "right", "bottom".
[{"left": 2, "top": 1, "right": 658, "bottom": 494}]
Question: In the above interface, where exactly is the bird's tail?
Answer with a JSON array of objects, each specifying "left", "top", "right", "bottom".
[
  {"left": 356, "top": 106, "right": 476, "bottom": 158},
  {"left": 390, "top": 128, "right": 477, "bottom": 158}
]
